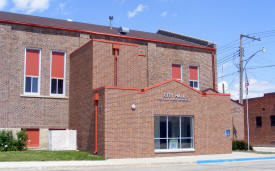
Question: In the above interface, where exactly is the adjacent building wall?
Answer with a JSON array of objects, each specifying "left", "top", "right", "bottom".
[{"left": 244, "top": 93, "right": 275, "bottom": 146}]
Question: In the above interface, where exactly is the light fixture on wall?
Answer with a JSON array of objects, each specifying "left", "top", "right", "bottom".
[{"left": 131, "top": 104, "right": 136, "bottom": 111}]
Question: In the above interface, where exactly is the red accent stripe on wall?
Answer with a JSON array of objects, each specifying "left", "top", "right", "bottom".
[
  {"left": 189, "top": 66, "right": 198, "bottom": 80},
  {"left": 26, "top": 49, "right": 39, "bottom": 76},
  {"left": 172, "top": 64, "right": 181, "bottom": 80},
  {"left": 51, "top": 52, "right": 65, "bottom": 78}
]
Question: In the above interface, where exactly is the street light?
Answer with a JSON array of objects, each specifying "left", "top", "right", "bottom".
[{"left": 244, "top": 47, "right": 265, "bottom": 152}]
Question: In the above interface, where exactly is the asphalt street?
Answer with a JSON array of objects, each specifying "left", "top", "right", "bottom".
[{"left": 1, "top": 160, "right": 275, "bottom": 171}]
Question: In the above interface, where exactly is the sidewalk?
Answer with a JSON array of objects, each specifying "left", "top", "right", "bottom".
[
  {"left": 253, "top": 147, "right": 275, "bottom": 153},
  {"left": 0, "top": 152, "right": 275, "bottom": 169}
]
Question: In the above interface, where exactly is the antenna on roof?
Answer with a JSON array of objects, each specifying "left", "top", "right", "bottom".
[{"left": 109, "top": 16, "right": 113, "bottom": 29}]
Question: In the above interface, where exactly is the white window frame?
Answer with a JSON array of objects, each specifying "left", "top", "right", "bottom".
[
  {"left": 154, "top": 116, "right": 194, "bottom": 153},
  {"left": 50, "top": 50, "right": 66, "bottom": 96},
  {"left": 189, "top": 65, "right": 200, "bottom": 90},
  {"left": 23, "top": 48, "right": 41, "bottom": 95},
  {"left": 171, "top": 63, "right": 183, "bottom": 82}
]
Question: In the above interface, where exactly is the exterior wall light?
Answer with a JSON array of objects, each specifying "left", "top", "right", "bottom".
[{"left": 131, "top": 104, "right": 136, "bottom": 110}]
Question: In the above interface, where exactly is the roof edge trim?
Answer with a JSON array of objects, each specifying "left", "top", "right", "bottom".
[{"left": 0, "top": 19, "right": 215, "bottom": 51}]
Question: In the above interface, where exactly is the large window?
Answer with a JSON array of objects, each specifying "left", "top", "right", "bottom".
[
  {"left": 171, "top": 64, "right": 182, "bottom": 81},
  {"left": 189, "top": 66, "right": 199, "bottom": 89},
  {"left": 24, "top": 48, "right": 40, "bottom": 94},
  {"left": 50, "top": 51, "right": 65, "bottom": 95},
  {"left": 154, "top": 116, "right": 194, "bottom": 152}
]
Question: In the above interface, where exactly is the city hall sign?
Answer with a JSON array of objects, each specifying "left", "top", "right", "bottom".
[{"left": 158, "top": 93, "right": 190, "bottom": 102}]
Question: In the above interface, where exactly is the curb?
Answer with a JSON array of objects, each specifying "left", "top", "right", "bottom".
[{"left": 197, "top": 156, "right": 275, "bottom": 164}]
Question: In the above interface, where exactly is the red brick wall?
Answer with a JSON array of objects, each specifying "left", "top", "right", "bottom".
[
  {"left": 147, "top": 43, "right": 216, "bottom": 91},
  {"left": 97, "top": 81, "right": 231, "bottom": 158},
  {"left": 0, "top": 23, "right": 90, "bottom": 128},
  {"left": 69, "top": 40, "right": 94, "bottom": 151},
  {"left": 92, "top": 40, "right": 147, "bottom": 89},
  {"left": 244, "top": 93, "right": 275, "bottom": 146}
]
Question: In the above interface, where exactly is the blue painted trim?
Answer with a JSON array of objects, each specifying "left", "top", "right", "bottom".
[{"left": 197, "top": 156, "right": 275, "bottom": 164}]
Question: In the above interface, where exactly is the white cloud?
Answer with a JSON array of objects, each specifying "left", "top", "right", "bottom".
[
  {"left": 128, "top": 4, "right": 146, "bottom": 18},
  {"left": 161, "top": 11, "right": 167, "bottom": 17},
  {"left": 12, "top": 0, "right": 49, "bottom": 13},
  {"left": 58, "top": 2, "right": 69, "bottom": 15},
  {"left": 221, "top": 62, "right": 233, "bottom": 70},
  {"left": 219, "top": 79, "right": 275, "bottom": 100},
  {"left": 59, "top": 2, "right": 65, "bottom": 11},
  {"left": 172, "top": 13, "right": 177, "bottom": 17},
  {"left": 0, "top": 0, "right": 7, "bottom": 9},
  {"left": 120, "top": 0, "right": 126, "bottom": 4}
]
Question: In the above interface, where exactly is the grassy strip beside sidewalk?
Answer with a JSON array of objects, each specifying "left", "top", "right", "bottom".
[{"left": 0, "top": 150, "right": 104, "bottom": 162}]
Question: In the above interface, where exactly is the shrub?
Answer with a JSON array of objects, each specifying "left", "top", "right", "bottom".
[
  {"left": 232, "top": 140, "right": 253, "bottom": 151},
  {"left": 0, "top": 130, "right": 28, "bottom": 151}
]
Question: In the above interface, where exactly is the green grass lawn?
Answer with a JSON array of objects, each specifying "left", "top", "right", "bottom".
[{"left": 0, "top": 150, "right": 105, "bottom": 162}]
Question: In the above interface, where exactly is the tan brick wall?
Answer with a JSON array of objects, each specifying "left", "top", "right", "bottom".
[
  {"left": 0, "top": 23, "right": 90, "bottom": 128},
  {"left": 96, "top": 81, "right": 231, "bottom": 158},
  {"left": 244, "top": 93, "right": 275, "bottom": 146},
  {"left": 231, "top": 101, "right": 244, "bottom": 140}
]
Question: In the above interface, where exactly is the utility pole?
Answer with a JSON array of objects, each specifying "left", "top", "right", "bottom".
[{"left": 239, "top": 34, "right": 261, "bottom": 104}]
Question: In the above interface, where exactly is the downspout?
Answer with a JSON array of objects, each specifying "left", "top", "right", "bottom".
[
  {"left": 211, "top": 51, "right": 216, "bottom": 90},
  {"left": 93, "top": 93, "right": 99, "bottom": 154},
  {"left": 112, "top": 44, "right": 120, "bottom": 86}
]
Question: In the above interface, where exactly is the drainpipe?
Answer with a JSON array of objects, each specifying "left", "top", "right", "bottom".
[
  {"left": 211, "top": 51, "right": 216, "bottom": 90},
  {"left": 93, "top": 93, "right": 99, "bottom": 154},
  {"left": 112, "top": 44, "right": 120, "bottom": 86}
]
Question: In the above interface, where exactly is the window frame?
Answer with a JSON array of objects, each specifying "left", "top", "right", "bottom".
[
  {"left": 23, "top": 48, "right": 41, "bottom": 95},
  {"left": 189, "top": 65, "right": 200, "bottom": 90},
  {"left": 171, "top": 63, "right": 183, "bottom": 82},
  {"left": 154, "top": 115, "right": 194, "bottom": 153},
  {"left": 50, "top": 50, "right": 66, "bottom": 96}
]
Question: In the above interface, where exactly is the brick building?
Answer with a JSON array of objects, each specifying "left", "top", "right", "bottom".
[
  {"left": 244, "top": 93, "right": 275, "bottom": 147},
  {"left": 0, "top": 11, "right": 243, "bottom": 158}
]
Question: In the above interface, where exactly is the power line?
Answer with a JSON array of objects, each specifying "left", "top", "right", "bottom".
[{"left": 246, "top": 64, "right": 275, "bottom": 69}]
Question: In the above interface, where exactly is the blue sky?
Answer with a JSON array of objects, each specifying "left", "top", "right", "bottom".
[{"left": 1, "top": 0, "right": 275, "bottom": 99}]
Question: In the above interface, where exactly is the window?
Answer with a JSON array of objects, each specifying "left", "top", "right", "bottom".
[
  {"left": 172, "top": 64, "right": 182, "bottom": 81},
  {"left": 256, "top": 116, "right": 262, "bottom": 128},
  {"left": 154, "top": 116, "right": 194, "bottom": 151},
  {"left": 189, "top": 66, "right": 199, "bottom": 89},
  {"left": 24, "top": 49, "right": 40, "bottom": 94},
  {"left": 51, "top": 51, "right": 65, "bottom": 95},
  {"left": 270, "top": 116, "right": 275, "bottom": 127}
]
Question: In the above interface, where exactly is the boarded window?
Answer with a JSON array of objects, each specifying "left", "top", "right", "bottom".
[{"left": 172, "top": 64, "right": 182, "bottom": 80}]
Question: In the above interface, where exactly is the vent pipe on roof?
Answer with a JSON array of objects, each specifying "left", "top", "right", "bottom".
[{"left": 109, "top": 16, "right": 113, "bottom": 29}]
